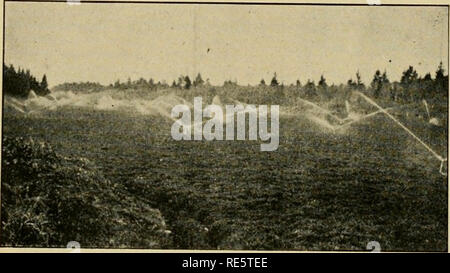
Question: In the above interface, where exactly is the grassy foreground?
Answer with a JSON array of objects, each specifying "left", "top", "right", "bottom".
[{"left": 1, "top": 90, "right": 448, "bottom": 251}]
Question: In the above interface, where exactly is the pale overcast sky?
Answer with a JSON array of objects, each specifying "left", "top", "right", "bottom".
[{"left": 4, "top": 3, "right": 448, "bottom": 87}]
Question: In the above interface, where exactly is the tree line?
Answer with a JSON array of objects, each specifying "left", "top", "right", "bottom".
[
  {"left": 3, "top": 64, "right": 50, "bottom": 97},
  {"left": 6, "top": 62, "right": 448, "bottom": 104},
  {"left": 111, "top": 73, "right": 208, "bottom": 90},
  {"left": 61, "top": 63, "right": 447, "bottom": 104},
  {"left": 259, "top": 62, "right": 448, "bottom": 103}
]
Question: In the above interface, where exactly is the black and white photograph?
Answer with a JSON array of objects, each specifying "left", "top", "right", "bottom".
[{"left": 1, "top": 1, "right": 448, "bottom": 253}]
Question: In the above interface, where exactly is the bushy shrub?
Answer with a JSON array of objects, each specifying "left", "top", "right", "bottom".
[{"left": 1, "top": 136, "right": 171, "bottom": 248}]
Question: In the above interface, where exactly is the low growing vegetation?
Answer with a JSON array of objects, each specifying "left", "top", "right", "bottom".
[{"left": 1, "top": 136, "right": 171, "bottom": 248}]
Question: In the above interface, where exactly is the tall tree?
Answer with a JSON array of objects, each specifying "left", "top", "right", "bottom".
[
  {"left": 355, "top": 70, "right": 365, "bottom": 90},
  {"left": 184, "top": 76, "right": 192, "bottom": 89},
  {"left": 435, "top": 62, "right": 448, "bottom": 97},
  {"left": 400, "top": 66, "right": 418, "bottom": 102},
  {"left": 270, "top": 72, "right": 279, "bottom": 87},
  {"left": 193, "top": 73, "right": 204, "bottom": 87},
  {"left": 304, "top": 80, "right": 317, "bottom": 98},
  {"left": 400, "top": 66, "right": 418, "bottom": 87},
  {"left": 148, "top": 78, "right": 156, "bottom": 90},
  {"left": 370, "top": 70, "right": 382, "bottom": 98},
  {"left": 41, "top": 74, "right": 48, "bottom": 91},
  {"left": 318, "top": 75, "right": 327, "bottom": 88}
]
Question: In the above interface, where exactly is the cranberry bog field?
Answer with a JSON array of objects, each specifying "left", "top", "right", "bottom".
[{"left": 1, "top": 88, "right": 448, "bottom": 251}]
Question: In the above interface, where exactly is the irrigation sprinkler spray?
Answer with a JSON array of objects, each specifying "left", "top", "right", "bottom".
[
  {"left": 297, "top": 98, "right": 345, "bottom": 123},
  {"left": 335, "top": 107, "right": 395, "bottom": 130},
  {"left": 356, "top": 92, "right": 447, "bottom": 176},
  {"left": 422, "top": 99, "right": 431, "bottom": 120}
]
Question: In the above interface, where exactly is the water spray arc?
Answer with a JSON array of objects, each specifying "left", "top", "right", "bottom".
[
  {"left": 336, "top": 107, "right": 395, "bottom": 130},
  {"left": 356, "top": 92, "right": 447, "bottom": 176},
  {"left": 296, "top": 98, "right": 345, "bottom": 123},
  {"left": 423, "top": 99, "right": 431, "bottom": 120}
]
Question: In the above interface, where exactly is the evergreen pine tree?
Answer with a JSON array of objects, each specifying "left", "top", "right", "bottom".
[{"left": 270, "top": 72, "right": 279, "bottom": 87}]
